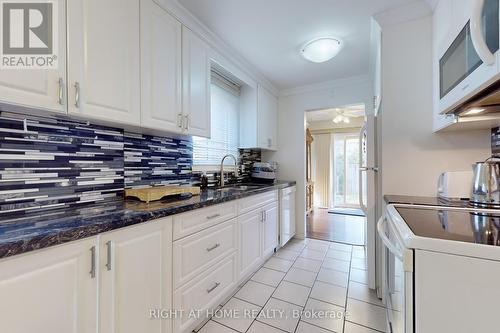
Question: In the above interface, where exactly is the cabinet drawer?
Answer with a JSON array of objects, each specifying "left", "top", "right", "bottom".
[
  {"left": 173, "top": 219, "right": 237, "bottom": 288},
  {"left": 173, "top": 201, "right": 237, "bottom": 240},
  {"left": 238, "top": 191, "right": 278, "bottom": 215},
  {"left": 173, "top": 254, "right": 237, "bottom": 333}
]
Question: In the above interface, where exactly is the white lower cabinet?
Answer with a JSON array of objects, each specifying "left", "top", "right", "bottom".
[
  {"left": 0, "top": 237, "right": 98, "bottom": 333},
  {"left": 99, "top": 219, "right": 173, "bottom": 333},
  {"left": 173, "top": 254, "right": 238, "bottom": 333},
  {"left": 0, "top": 189, "right": 290, "bottom": 333},
  {"left": 238, "top": 210, "right": 264, "bottom": 280},
  {"left": 262, "top": 202, "right": 278, "bottom": 258},
  {"left": 173, "top": 218, "right": 237, "bottom": 288}
]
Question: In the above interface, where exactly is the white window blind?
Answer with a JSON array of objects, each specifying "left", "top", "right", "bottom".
[{"left": 193, "top": 80, "right": 240, "bottom": 166}]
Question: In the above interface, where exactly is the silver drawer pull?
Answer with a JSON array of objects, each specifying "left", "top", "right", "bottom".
[
  {"left": 206, "top": 213, "right": 221, "bottom": 220},
  {"left": 58, "top": 77, "right": 64, "bottom": 105},
  {"left": 207, "top": 282, "right": 221, "bottom": 294},
  {"left": 74, "top": 82, "right": 80, "bottom": 108},
  {"left": 89, "top": 246, "right": 96, "bottom": 279},
  {"left": 206, "top": 243, "right": 220, "bottom": 252},
  {"left": 105, "top": 241, "right": 112, "bottom": 271}
]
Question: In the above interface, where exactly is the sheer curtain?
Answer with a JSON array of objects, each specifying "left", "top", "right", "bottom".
[{"left": 311, "top": 133, "right": 332, "bottom": 208}]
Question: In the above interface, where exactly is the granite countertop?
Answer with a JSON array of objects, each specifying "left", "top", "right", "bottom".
[
  {"left": 0, "top": 181, "right": 296, "bottom": 260},
  {"left": 384, "top": 194, "right": 470, "bottom": 208}
]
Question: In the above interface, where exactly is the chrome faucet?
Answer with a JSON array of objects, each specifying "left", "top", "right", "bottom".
[{"left": 220, "top": 154, "right": 238, "bottom": 187}]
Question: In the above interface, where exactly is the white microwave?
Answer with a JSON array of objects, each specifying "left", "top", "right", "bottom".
[{"left": 439, "top": 0, "right": 500, "bottom": 114}]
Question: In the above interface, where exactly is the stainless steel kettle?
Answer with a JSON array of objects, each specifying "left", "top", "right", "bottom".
[{"left": 471, "top": 159, "right": 500, "bottom": 208}]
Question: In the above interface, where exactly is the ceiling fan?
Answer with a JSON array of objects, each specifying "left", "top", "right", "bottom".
[{"left": 332, "top": 111, "right": 351, "bottom": 124}]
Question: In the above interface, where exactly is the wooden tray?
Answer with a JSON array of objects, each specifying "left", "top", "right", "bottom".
[{"left": 125, "top": 186, "right": 200, "bottom": 203}]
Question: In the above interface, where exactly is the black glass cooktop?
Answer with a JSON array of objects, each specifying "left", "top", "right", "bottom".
[{"left": 396, "top": 206, "right": 500, "bottom": 246}]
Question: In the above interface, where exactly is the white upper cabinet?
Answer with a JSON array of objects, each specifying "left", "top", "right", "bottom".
[
  {"left": 0, "top": 238, "right": 98, "bottom": 333},
  {"left": 0, "top": 0, "right": 67, "bottom": 114},
  {"left": 182, "top": 27, "right": 211, "bottom": 138},
  {"left": 67, "top": 0, "right": 141, "bottom": 125},
  {"left": 258, "top": 85, "right": 278, "bottom": 150},
  {"left": 99, "top": 219, "right": 172, "bottom": 333},
  {"left": 240, "top": 84, "right": 278, "bottom": 150},
  {"left": 140, "top": 0, "right": 183, "bottom": 133}
]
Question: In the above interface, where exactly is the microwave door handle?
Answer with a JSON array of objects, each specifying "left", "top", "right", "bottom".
[
  {"left": 470, "top": 0, "right": 496, "bottom": 66},
  {"left": 377, "top": 217, "right": 404, "bottom": 260}
]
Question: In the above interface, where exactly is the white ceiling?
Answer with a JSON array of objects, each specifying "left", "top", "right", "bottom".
[
  {"left": 178, "top": 0, "right": 418, "bottom": 90},
  {"left": 306, "top": 104, "right": 365, "bottom": 122}
]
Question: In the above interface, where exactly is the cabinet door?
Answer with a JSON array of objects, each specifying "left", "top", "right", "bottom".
[
  {"left": 238, "top": 211, "right": 263, "bottom": 279},
  {"left": 257, "top": 85, "right": 278, "bottom": 150},
  {"left": 100, "top": 219, "right": 172, "bottom": 333},
  {"left": 182, "top": 27, "right": 211, "bottom": 138},
  {"left": 262, "top": 203, "right": 278, "bottom": 258},
  {"left": 0, "top": 238, "right": 98, "bottom": 333},
  {"left": 140, "top": 0, "right": 183, "bottom": 133},
  {"left": 67, "top": 0, "right": 140, "bottom": 125},
  {"left": 0, "top": 0, "right": 66, "bottom": 113}
]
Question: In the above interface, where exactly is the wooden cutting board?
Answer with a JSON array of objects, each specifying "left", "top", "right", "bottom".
[{"left": 125, "top": 186, "right": 200, "bottom": 203}]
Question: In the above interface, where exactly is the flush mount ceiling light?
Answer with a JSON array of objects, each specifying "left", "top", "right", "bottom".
[{"left": 301, "top": 37, "right": 343, "bottom": 63}]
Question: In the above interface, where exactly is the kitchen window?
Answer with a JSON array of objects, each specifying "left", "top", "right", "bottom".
[{"left": 193, "top": 70, "right": 240, "bottom": 169}]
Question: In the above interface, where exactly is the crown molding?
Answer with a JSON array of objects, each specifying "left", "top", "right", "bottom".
[
  {"left": 163, "top": 0, "right": 278, "bottom": 96},
  {"left": 424, "top": 0, "right": 439, "bottom": 11},
  {"left": 279, "top": 74, "right": 371, "bottom": 97},
  {"left": 373, "top": 0, "right": 432, "bottom": 27}
]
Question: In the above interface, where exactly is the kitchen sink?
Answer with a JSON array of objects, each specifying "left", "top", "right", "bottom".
[{"left": 216, "top": 184, "right": 269, "bottom": 192}]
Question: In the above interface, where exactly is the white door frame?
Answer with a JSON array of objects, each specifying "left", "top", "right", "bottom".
[{"left": 363, "top": 114, "right": 377, "bottom": 289}]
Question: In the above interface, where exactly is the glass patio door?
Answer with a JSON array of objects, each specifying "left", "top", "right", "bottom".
[{"left": 333, "top": 133, "right": 361, "bottom": 207}]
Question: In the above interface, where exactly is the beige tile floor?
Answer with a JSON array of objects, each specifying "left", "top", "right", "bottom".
[{"left": 196, "top": 238, "right": 387, "bottom": 333}]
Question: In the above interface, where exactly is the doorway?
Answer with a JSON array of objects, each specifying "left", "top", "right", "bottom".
[
  {"left": 305, "top": 104, "right": 368, "bottom": 245},
  {"left": 332, "top": 132, "right": 362, "bottom": 209}
]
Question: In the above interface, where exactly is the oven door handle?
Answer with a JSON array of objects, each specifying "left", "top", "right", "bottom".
[
  {"left": 377, "top": 217, "right": 403, "bottom": 261},
  {"left": 470, "top": 0, "right": 496, "bottom": 66}
]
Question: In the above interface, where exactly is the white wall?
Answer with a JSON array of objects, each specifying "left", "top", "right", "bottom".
[
  {"left": 264, "top": 76, "right": 373, "bottom": 238},
  {"left": 380, "top": 16, "right": 491, "bottom": 197}
]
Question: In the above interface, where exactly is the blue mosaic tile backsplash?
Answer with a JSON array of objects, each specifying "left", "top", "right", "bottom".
[
  {"left": 0, "top": 112, "right": 193, "bottom": 215},
  {"left": 124, "top": 132, "right": 192, "bottom": 188}
]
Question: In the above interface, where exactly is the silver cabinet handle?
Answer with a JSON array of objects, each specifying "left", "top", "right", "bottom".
[
  {"left": 206, "top": 282, "right": 220, "bottom": 294},
  {"left": 206, "top": 213, "right": 221, "bottom": 220},
  {"left": 268, "top": 138, "right": 272, "bottom": 148},
  {"left": 105, "top": 241, "right": 112, "bottom": 271},
  {"left": 74, "top": 82, "right": 80, "bottom": 108},
  {"left": 89, "top": 246, "right": 96, "bottom": 279},
  {"left": 177, "top": 113, "right": 183, "bottom": 128},
  {"left": 261, "top": 211, "right": 265, "bottom": 222},
  {"left": 206, "top": 243, "right": 221, "bottom": 252},
  {"left": 58, "top": 77, "right": 64, "bottom": 105},
  {"left": 184, "top": 115, "right": 189, "bottom": 130},
  {"left": 264, "top": 211, "right": 267, "bottom": 222}
]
